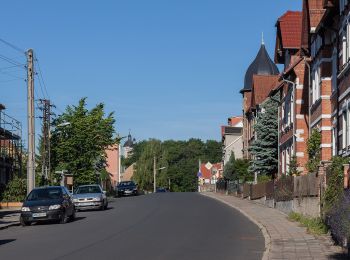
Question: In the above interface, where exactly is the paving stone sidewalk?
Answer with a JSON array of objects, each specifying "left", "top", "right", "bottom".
[
  {"left": 203, "top": 192, "right": 348, "bottom": 260},
  {"left": 0, "top": 208, "right": 20, "bottom": 229}
]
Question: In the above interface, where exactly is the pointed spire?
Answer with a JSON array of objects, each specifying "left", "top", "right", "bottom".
[{"left": 261, "top": 32, "right": 264, "bottom": 45}]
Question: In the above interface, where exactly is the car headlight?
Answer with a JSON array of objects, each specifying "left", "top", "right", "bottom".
[
  {"left": 49, "top": 204, "right": 61, "bottom": 210},
  {"left": 21, "top": 207, "right": 30, "bottom": 212},
  {"left": 93, "top": 197, "right": 102, "bottom": 202},
  {"left": 73, "top": 199, "right": 79, "bottom": 202}
]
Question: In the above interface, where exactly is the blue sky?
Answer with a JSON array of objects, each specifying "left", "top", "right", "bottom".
[{"left": 1, "top": 0, "right": 301, "bottom": 143}]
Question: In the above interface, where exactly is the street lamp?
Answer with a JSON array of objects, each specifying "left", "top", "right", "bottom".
[{"left": 153, "top": 155, "right": 167, "bottom": 193}]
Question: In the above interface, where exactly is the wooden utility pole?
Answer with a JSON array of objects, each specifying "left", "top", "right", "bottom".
[
  {"left": 27, "top": 49, "right": 35, "bottom": 194},
  {"left": 153, "top": 156, "right": 156, "bottom": 193}
]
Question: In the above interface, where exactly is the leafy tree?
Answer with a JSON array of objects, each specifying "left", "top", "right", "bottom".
[
  {"left": 50, "top": 98, "right": 117, "bottom": 187},
  {"left": 249, "top": 97, "right": 278, "bottom": 177},
  {"left": 306, "top": 128, "right": 321, "bottom": 173},
  {"left": 132, "top": 139, "right": 222, "bottom": 192},
  {"left": 223, "top": 152, "right": 236, "bottom": 181},
  {"left": 2, "top": 176, "right": 27, "bottom": 202},
  {"left": 133, "top": 139, "right": 167, "bottom": 191},
  {"left": 224, "top": 152, "right": 251, "bottom": 182},
  {"left": 121, "top": 140, "right": 147, "bottom": 168},
  {"left": 288, "top": 155, "right": 301, "bottom": 176}
]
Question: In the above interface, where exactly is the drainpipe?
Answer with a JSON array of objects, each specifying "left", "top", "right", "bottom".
[{"left": 304, "top": 58, "right": 311, "bottom": 136}]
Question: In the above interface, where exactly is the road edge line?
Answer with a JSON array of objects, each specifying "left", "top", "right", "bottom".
[{"left": 201, "top": 193, "right": 271, "bottom": 260}]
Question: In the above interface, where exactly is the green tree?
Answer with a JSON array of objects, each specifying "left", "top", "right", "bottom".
[
  {"left": 50, "top": 98, "right": 117, "bottom": 187},
  {"left": 223, "top": 152, "right": 236, "bottom": 181},
  {"left": 306, "top": 128, "right": 321, "bottom": 173},
  {"left": 249, "top": 97, "right": 278, "bottom": 177},
  {"left": 133, "top": 139, "right": 167, "bottom": 191}
]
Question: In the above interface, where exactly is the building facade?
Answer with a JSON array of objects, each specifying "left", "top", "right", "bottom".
[
  {"left": 241, "top": 43, "right": 280, "bottom": 160},
  {"left": 221, "top": 116, "right": 243, "bottom": 164}
]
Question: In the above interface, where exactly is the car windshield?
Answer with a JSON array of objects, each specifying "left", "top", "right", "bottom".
[
  {"left": 76, "top": 186, "right": 101, "bottom": 194},
  {"left": 27, "top": 188, "right": 62, "bottom": 201},
  {"left": 118, "top": 181, "right": 135, "bottom": 187}
]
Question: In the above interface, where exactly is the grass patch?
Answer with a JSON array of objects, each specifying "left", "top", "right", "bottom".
[{"left": 288, "top": 212, "right": 328, "bottom": 236}]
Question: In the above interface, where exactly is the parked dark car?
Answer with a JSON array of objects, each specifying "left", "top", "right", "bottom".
[
  {"left": 20, "top": 186, "right": 75, "bottom": 226},
  {"left": 116, "top": 181, "right": 138, "bottom": 197},
  {"left": 156, "top": 187, "right": 167, "bottom": 193},
  {"left": 72, "top": 184, "right": 108, "bottom": 211}
]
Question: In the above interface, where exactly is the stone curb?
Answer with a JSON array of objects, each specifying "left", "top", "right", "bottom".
[
  {"left": 0, "top": 222, "right": 20, "bottom": 230},
  {"left": 201, "top": 193, "right": 271, "bottom": 260}
]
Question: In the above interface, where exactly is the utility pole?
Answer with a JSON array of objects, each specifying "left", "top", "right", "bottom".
[
  {"left": 153, "top": 156, "right": 156, "bottom": 193},
  {"left": 38, "top": 99, "right": 55, "bottom": 182},
  {"left": 27, "top": 49, "right": 35, "bottom": 194}
]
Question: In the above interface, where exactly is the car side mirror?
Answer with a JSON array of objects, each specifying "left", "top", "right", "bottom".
[{"left": 103, "top": 191, "right": 106, "bottom": 195}]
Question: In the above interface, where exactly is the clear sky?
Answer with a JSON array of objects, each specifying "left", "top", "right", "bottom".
[{"left": 1, "top": 0, "right": 301, "bottom": 144}]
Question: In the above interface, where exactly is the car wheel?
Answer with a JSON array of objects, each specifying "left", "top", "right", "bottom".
[
  {"left": 70, "top": 209, "right": 76, "bottom": 221},
  {"left": 104, "top": 202, "right": 108, "bottom": 210},
  {"left": 60, "top": 211, "right": 68, "bottom": 224},
  {"left": 100, "top": 202, "right": 105, "bottom": 211},
  {"left": 20, "top": 216, "right": 30, "bottom": 227}
]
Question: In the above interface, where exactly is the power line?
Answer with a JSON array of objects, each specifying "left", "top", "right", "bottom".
[
  {"left": 0, "top": 53, "right": 23, "bottom": 66},
  {"left": 34, "top": 56, "right": 50, "bottom": 99},
  {"left": 0, "top": 38, "right": 26, "bottom": 54}
]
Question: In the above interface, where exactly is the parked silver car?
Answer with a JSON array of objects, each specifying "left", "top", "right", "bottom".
[{"left": 72, "top": 185, "right": 108, "bottom": 211}]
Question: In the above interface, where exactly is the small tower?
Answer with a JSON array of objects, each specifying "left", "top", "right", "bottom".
[{"left": 123, "top": 131, "right": 135, "bottom": 159}]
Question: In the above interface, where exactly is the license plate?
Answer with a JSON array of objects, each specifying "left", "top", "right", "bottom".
[
  {"left": 125, "top": 190, "right": 132, "bottom": 193},
  {"left": 33, "top": 212, "right": 47, "bottom": 218},
  {"left": 79, "top": 202, "right": 94, "bottom": 206}
]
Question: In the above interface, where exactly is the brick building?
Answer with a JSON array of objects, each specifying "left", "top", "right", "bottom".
[
  {"left": 241, "top": 42, "right": 280, "bottom": 160},
  {"left": 269, "top": 10, "right": 310, "bottom": 175}
]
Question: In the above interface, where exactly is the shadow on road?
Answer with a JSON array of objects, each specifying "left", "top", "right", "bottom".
[
  {"left": 329, "top": 252, "right": 350, "bottom": 259},
  {"left": 33, "top": 216, "right": 86, "bottom": 226},
  {"left": 0, "top": 239, "right": 16, "bottom": 246}
]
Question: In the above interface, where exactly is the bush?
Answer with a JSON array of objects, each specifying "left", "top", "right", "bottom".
[
  {"left": 2, "top": 176, "right": 27, "bottom": 202},
  {"left": 327, "top": 189, "right": 350, "bottom": 247},
  {"left": 322, "top": 156, "right": 348, "bottom": 213}
]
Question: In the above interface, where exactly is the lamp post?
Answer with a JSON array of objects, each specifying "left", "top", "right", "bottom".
[{"left": 153, "top": 155, "right": 166, "bottom": 193}]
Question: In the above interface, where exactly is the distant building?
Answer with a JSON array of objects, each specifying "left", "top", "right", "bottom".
[
  {"left": 123, "top": 132, "right": 135, "bottom": 159},
  {"left": 198, "top": 162, "right": 222, "bottom": 192},
  {"left": 122, "top": 163, "right": 135, "bottom": 182},
  {"left": 221, "top": 116, "right": 243, "bottom": 164},
  {"left": 105, "top": 144, "right": 120, "bottom": 187},
  {"left": 240, "top": 42, "right": 280, "bottom": 159}
]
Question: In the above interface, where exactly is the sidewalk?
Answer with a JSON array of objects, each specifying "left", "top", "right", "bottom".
[
  {"left": 0, "top": 208, "right": 20, "bottom": 229},
  {"left": 203, "top": 192, "right": 347, "bottom": 260}
]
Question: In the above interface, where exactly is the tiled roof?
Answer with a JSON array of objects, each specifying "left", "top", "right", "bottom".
[
  {"left": 251, "top": 75, "right": 279, "bottom": 108},
  {"left": 278, "top": 11, "right": 302, "bottom": 49},
  {"left": 228, "top": 116, "right": 243, "bottom": 127},
  {"left": 199, "top": 162, "right": 222, "bottom": 180}
]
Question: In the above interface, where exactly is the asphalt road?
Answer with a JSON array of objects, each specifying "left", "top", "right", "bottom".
[{"left": 0, "top": 193, "right": 264, "bottom": 260}]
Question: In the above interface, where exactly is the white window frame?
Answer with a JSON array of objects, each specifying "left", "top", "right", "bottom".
[
  {"left": 332, "top": 126, "right": 337, "bottom": 156},
  {"left": 281, "top": 150, "right": 285, "bottom": 175},
  {"left": 343, "top": 109, "right": 348, "bottom": 149}
]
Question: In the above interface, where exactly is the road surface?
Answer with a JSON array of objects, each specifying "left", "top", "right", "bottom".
[{"left": 0, "top": 193, "right": 264, "bottom": 260}]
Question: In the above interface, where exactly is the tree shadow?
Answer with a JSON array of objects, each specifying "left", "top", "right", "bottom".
[{"left": 0, "top": 239, "right": 16, "bottom": 246}]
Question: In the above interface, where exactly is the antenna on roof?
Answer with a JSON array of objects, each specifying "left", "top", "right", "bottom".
[{"left": 261, "top": 32, "right": 264, "bottom": 45}]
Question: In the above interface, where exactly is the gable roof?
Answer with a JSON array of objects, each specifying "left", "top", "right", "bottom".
[
  {"left": 228, "top": 116, "right": 243, "bottom": 127},
  {"left": 250, "top": 75, "right": 279, "bottom": 108},
  {"left": 278, "top": 11, "right": 302, "bottom": 49},
  {"left": 199, "top": 162, "right": 222, "bottom": 180}
]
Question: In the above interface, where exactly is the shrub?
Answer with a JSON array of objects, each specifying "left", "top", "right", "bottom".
[
  {"left": 327, "top": 189, "right": 350, "bottom": 247},
  {"left": 2, "top": 176, "right": 27, "bottom": 202}
]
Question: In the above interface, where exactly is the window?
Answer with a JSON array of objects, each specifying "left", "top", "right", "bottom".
[
  {"left": 343, "top": 109, "right": 348, "bottom": 149},
  {"left": 332, "top": 126, "right": 337, "bottom": 156},
  {"left": 286, "top": 148, "right": 290, "bottom": 175},
  {"left": 332, "top": 48, "right": 337, "bottom": 92},
  {"left": 342, "top": 23, "right": 350, "bottom": 67},
  {"left": 312, "top": 66, "right": 321, "bottom": 104},
  {"left": 281, "top": 151, "right": 285, "bottom": 175}
]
